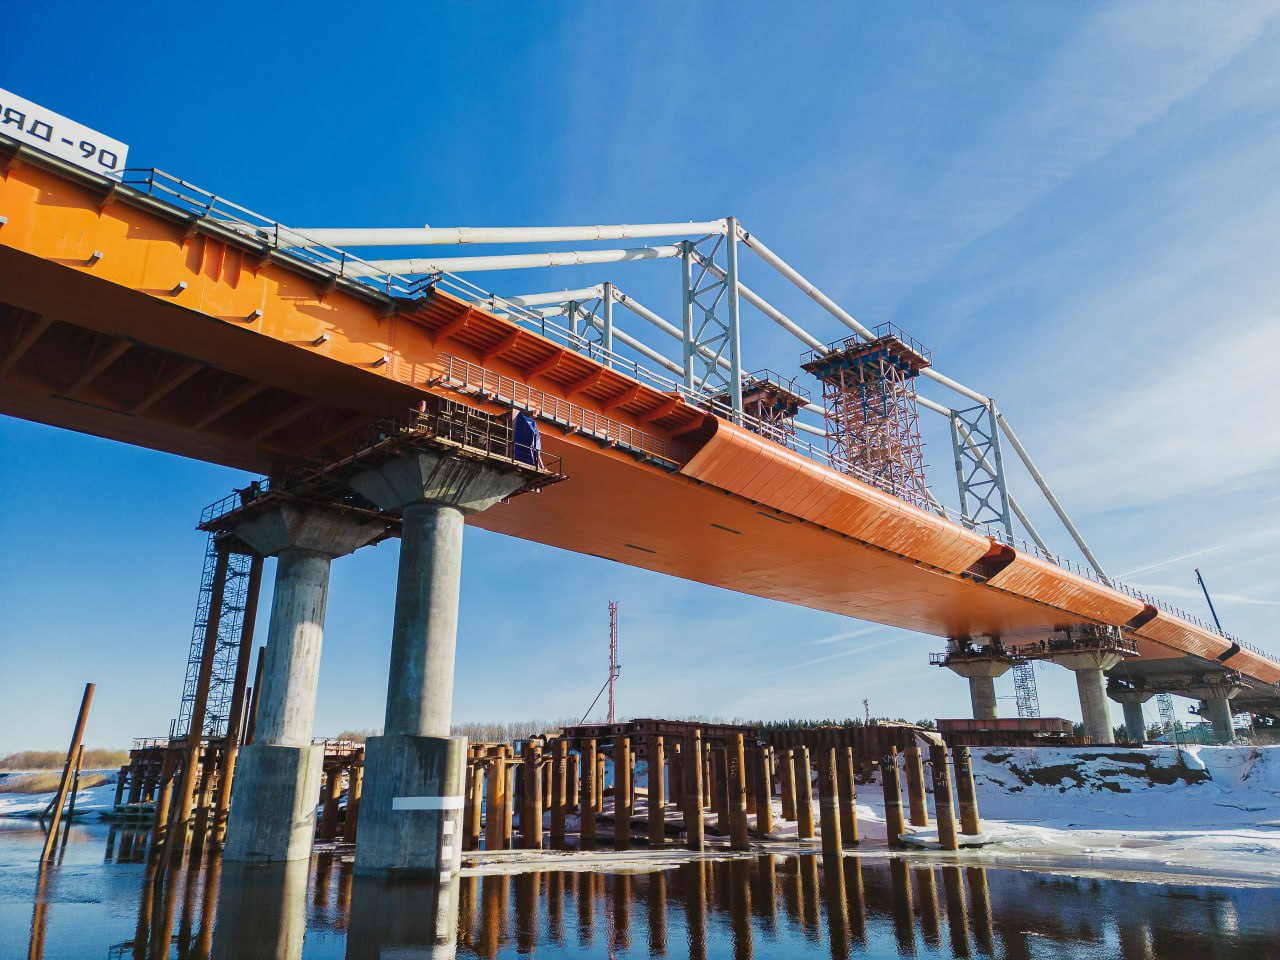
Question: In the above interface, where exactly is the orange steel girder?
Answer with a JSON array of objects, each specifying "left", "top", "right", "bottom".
[{"left": 2, "top": 149, "right": 1276, "bottom": 688}]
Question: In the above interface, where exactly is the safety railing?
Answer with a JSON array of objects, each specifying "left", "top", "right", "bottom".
[{"left": 434, "top": 354, "right": 687, "bottom": 467}]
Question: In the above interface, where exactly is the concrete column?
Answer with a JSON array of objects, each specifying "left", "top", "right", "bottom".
[
  {"left": 1121, "top": 701, "right": 1146, "bottom": 743},
  {"left": 346, "top": 763, "right": 364, "bottom": 843},
  {"left": 727, "top": 734, "right": 749, "bottom": 851},
  {"left": 837, "top": 745, "right": 858, "bottom": 846},
  {"left": 816, "top": 747, "right": 841, "bottom": 856},
  {"left": 793, "top": 746, "right": 814, "bottom": 840},
  {"left": 579, "top": 740, "right": 597, "bottom": 849},
  {"left": 648, "top": 736, "right": 665, "bottom": 847},
  {"left": 1202, "top": 698, "right": 1236, "bottom": 740},
  {"left": 1050, "top": 650, "right": 1123, "bottom": 745},
  {"left": 929, "top": 745, "right": 958, "bottom": 851},
  {"left": 753, "top": 746, "right": 773, "bottom": 836},
  {"left": 614, "top": 737, "right": 632, "bottom": 850},
  {"left": 879, "top": 749, "right": 905, "bottom": 848},
  {"left": 904, "top": 742, "right": 929, "bottom": 827},
  {"left": 349, "top": 450, "right": 526, "bottom": 878},
  {"left": 944, "top": 658, "right": 1011, "bottom": 720},
  {"left": 224, "top": 506, "right": 383, "bottom": 864},
  {"left": 683, "top": 731, "right": 704, "bottom": 851}
]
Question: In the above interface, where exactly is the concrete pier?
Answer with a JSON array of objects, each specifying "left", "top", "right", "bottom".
[
  {"left": 224, "top": 506, "right": 383, "bottom": 863},
  {"left": 349, "top": 450, "right": 526, "bottom": 877},
  {"left": 929, "top": 745, "right": 959, "bottom": 851},
  {"left": 648, "top": 736, "right": 665, "bottom": 846},
  {"left": 580, "top": 740, "right": 597, "bottom": 849},
  {"left": 1051, "top": 650, "right": 1123, "bottom": 744},
  {"left": 793, "top": 747, "right": 814, "bottom": 840},
  {"left": 1201, "top": 697, "right": 1237, "bottom": 740},
  {"left": 944, "top": 658, "right": 1011, "bottom": 720},
  {"left": 904, "top": 742, "right": 929, "bottom": 827},
  {"left": 727, "top": 734, "right": 749, "bottom": 851},
  {"left": 1108, "top": 685, "right": 1152, "bottom": 743},
  {"left": 879, "top": 748, "right": 905, "bottom": 848},
  {"left": 683, "top": 731, "right": 704, "bottom": 851}
]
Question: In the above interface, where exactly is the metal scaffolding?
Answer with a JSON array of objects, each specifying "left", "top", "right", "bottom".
[
  {"left": 173, "top": 535, "right": 252, "bottom": 740},
  {"left": 1013, "top": 662, "right": 1041, "bottom": 719},
  {"left": 801, "top": 323, "right": 932, "bottom": 507}
]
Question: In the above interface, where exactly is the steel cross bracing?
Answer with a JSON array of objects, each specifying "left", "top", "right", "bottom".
[
  {"left": 950, "top": 402, "right": 1014, "bottom": 539},
  {"left": 173, "top": 534, "right": 252, "bottom": 740},
  {"left": 106, "top": 165, "right": 1279, "bottom": 666}
]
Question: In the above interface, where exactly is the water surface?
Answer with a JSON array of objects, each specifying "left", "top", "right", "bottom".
[{"left": 3, "top": 820, "right": 1277, "bottom": 958}]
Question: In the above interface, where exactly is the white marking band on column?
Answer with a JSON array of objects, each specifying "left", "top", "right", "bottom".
[{"left": 392, "top": 795, "right": 465, "bottom": 811}]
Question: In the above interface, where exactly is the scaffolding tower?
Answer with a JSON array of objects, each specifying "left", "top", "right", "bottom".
[
  {"left": 801, "top": 322, "right": 932, "bottom": 507},
  {"left": 1013, "top": 661, "right": 1041, "bottom": 718},
  {"left": 173, "top": 533, "right": 253, "bottom": 740}
]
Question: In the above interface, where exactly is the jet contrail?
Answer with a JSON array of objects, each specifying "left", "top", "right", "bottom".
[{"left": 1117, "top": 544, "right": 1225, "bottom": 579}]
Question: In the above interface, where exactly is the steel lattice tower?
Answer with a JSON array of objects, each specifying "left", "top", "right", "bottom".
[
  {"left": 1013, "top": 662, "right": 1041, "bottom": 718},
  {"left": 607, "top": 601, "right": 620, "bottom": 724},
  {"left": 801, "top": 323, "right": 931, "bottom": 506}
]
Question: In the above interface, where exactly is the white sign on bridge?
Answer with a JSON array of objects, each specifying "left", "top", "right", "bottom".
[{"left": 0, "top": 87, "right": 128, "bottom": 178}]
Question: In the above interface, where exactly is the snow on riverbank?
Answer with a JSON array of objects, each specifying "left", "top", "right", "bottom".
[{"left": 0, "top": 770, "right": 118, "bottom": 819}]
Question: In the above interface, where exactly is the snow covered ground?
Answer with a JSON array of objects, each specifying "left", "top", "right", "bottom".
[{"left": 0, "top": 770, "right": 118, "bottom": 819}]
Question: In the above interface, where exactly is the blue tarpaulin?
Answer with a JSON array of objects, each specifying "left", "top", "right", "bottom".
[{"left": 514, "top": 413, "right": 541, "bottom": 466}]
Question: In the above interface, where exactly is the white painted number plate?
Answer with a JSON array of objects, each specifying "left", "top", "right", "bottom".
[{"left": 0, "top": 87, "right": 128, "bottom": 178}]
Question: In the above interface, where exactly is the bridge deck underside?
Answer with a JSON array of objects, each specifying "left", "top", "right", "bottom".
[{"left": 1, "top": 150, "right": 1277, "bottom": 693}]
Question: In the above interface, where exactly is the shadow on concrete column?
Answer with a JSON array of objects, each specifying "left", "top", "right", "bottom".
[
  {"left": 1107, "top": 684, "right": 1153, "bottom": 743},
  {"left": 223, "top": 506, "right": 384, "bottom": 863},
  {"left": 350, "top": 450, "right": 527, "bottom": 878}
]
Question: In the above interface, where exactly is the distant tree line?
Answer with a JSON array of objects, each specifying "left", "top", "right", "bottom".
[{"left": 0, "top": 748, "right": 129, "bottom": 770}]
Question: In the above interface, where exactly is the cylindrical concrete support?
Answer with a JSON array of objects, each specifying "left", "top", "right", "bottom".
[
  {"left": 345, "top": 762, "right": 363, "bottom": 843},
  {"left": 384, "top": 502, "right": 465, "bottom": 738},
  {"left": 485, "top": 751, "right": 509, "bottom": 851},
  {"left": 648, "top": 736, "right": 666, "bottom": 846},
  {"left": 968, "top": 676, "right": 998, "bottom": 721},
  {"left": 1122, "top": 700, "right": 1147, "bottom": 743},
  {"left": 465, "top": 759, "right": 483, "bottom": 850},
  {"left": 1074, "top": 668, "right": 1115, "bottom": 745},
  {"left": 817, "top": 748, "right": 841, "bottom": 856},
  {"left": 793, "top": 747, "right": 815, "bottom": 840},
  {"left": 929, "top": 745, "right": 959, "bottom": 851},
  {"left": 256, "top": 548, "right": 333, "bottom": 747},
  {"left": 753, "top": 746, "right": 773, "bottom": 836},
  {"left": 580, "top": 740, "right": 597, "bottom": 849},
  {"left": 223, "top": 547, "right": 334, "bottom": 863},
  {"left": 319, "top": 768, "right": 342, "bottom": 840},
  {"left": 727, "top": 734, "right": 749, "bottom": 851},
  {"left": 712, "top": 748, "right": 729, "bottom": 836},
  {"left": 614, "top": 737, "right": 632, "bottom": 850},
  {"left": 779, "top": 747, "right": 797, "bottom": 822},
  {"left": 683, "top": 732, "right": 704, "bottom": 851},
  {"left": 1203, "top": 698, "right": 1236, "bottom": 740},
  {"left": 904, "top": 743, "right": 930, "bottom": 828},
  {"left": 551, "top": 740, "right": 568, "bottom": 846},
  {"left": 837, "top": 745, "right": 859, "bottom": 846},
  {"left": 953, "top": 746, "right": 981, "bottom": 836},
  {"left": 879, "top": 749, "right": 906, "bottom": 848},
  {"left": 524, "top": 744, "right": 544, "bottom": 850}
]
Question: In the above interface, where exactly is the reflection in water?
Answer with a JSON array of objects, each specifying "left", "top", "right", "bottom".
[{"left": 7, "top": 819, "right": 1280, "bottom": 959}]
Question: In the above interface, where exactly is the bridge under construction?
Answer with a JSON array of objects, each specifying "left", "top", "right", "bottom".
[{"left": 2, "top": 127, "right": 1277, "bottom": 875}]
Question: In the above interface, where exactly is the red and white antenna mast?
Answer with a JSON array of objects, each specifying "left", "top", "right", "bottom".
[{"left": 607, "top": 601, "right": 620, "bottom": 724}]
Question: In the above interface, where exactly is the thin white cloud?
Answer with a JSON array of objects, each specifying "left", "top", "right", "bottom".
[
  {"left": 761, "top": 636, "right": 902, "bottom": 677},
  {"left": 1117, "top": 545, "right": 1226, "bottom": 579},
  {"left": 811, "top": 626, "right": 886, "bottom": 646}
]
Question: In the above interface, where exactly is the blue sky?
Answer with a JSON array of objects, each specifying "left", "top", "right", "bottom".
[{"left": 3, "top": 2, "right": 1279, "bottom": 752}]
